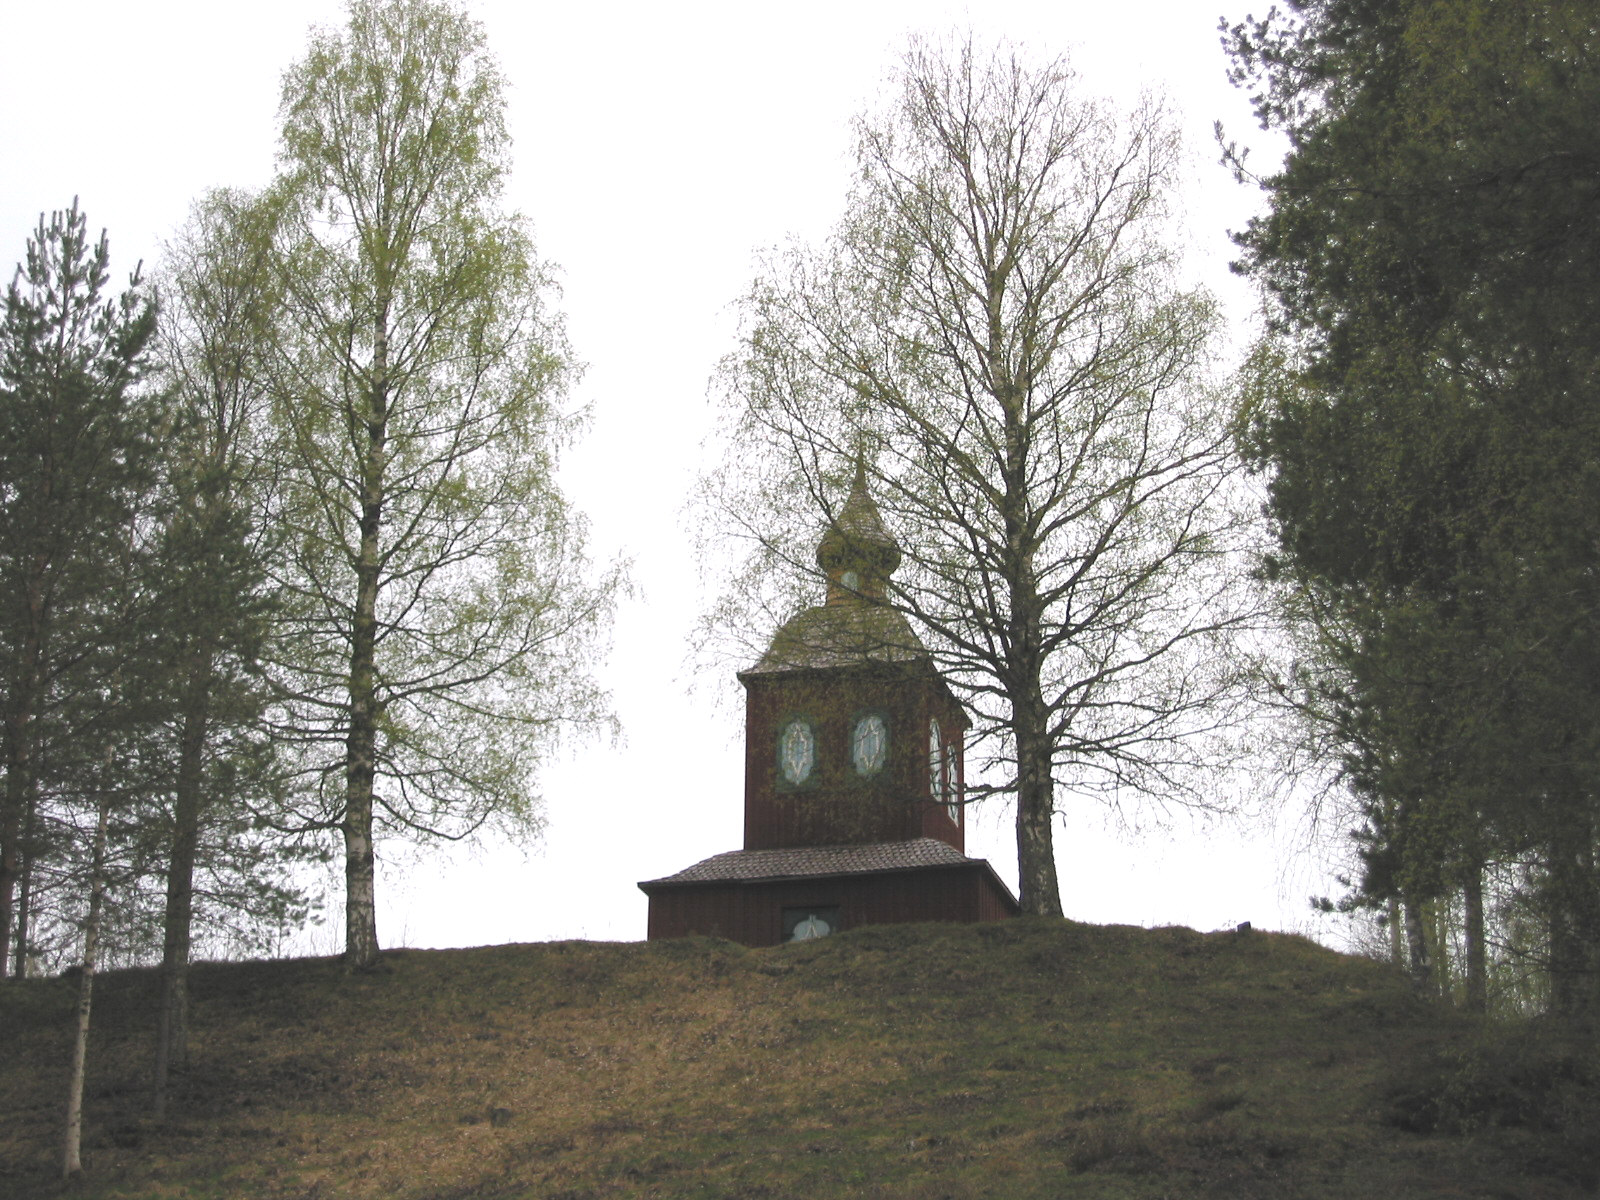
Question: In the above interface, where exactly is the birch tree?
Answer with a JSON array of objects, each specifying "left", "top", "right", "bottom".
[
  {"left": 713, "top": 38, "right": 1253, "bottom": 916},
  {"left": 264, "top": 0, "right": 615, "bottom": 969}
]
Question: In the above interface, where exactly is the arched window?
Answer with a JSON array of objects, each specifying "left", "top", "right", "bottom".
[{"left": 944, "top": 739, "right": 960, "bottom": 821}]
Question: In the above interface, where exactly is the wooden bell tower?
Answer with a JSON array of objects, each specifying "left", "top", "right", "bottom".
[{"left": 639, "top": 464, "right": 1018, "bottom": 945}]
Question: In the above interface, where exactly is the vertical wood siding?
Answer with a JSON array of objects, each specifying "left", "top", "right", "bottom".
[{"left": 646, "top": 865, "right": 1015, "bottom": 946}]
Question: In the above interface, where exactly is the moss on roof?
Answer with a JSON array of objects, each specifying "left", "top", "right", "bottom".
[{"left": 743, "top": 601, "right": 928, "bottom": 674}]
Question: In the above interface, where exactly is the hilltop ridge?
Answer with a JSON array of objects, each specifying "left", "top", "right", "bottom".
[{"left": 2, "top": 919, "right": 1595, "bottom": 1198}]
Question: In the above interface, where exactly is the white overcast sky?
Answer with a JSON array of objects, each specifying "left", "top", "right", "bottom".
[{"left": 0, "top": 1, "right": 1353, "bottom": 951}]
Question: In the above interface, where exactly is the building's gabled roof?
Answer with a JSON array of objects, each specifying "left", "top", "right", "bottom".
[{"left": 640, "top": 837, "right": 974, "bottom": 887}]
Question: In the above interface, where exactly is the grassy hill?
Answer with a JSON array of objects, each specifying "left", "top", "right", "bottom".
[{"left": 2, "top": 919, "right": 1597, "bottom": 1199}]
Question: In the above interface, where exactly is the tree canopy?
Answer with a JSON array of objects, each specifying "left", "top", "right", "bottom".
[
  {"left": 1227, "top": 0, "right": 1600, "bottom": 1011},
  {"left": 261, "top": 0, "right": 617, "bottom": 969},
  {"left": 0, "top": 200, "right": 161, "bottom": 978},
  {"left": 712, "top": 37, "right": 1254, "bottom": 916}
]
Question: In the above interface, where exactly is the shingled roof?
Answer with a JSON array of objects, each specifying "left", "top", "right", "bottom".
[
  {"left": 742, "top": 601, "right": 928, "bottom": 674},
  {"left": 816, "top": 459, "right": 902, "bottom": 574},
  {"left": 640, "top": 837, "right": 973, "bottom": 887}
]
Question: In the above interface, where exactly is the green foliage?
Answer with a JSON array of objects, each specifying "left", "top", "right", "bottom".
[
  {"left": 143, "top": 189, "right": 325, "bottom": 975},
  {"left": 0, "top": 195, "right": 318, "bottom": 984},
  {"left": 259, "top": 0, "right": 618, "bottom": 964},
  {"left": 0, "top": 200, "right": 163, "bottom": 973},
  {"left": 710, "top": 36, "right": 1254, "bottom": 916},
  {"left": 1227, "top": 0, "right": 1600, "bottom": 1008}
]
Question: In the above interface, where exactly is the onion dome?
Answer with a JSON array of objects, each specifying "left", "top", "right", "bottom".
[
  {"left": 743, "top": 460, "right": 928, "bottom": 676},
  {"left": 816, "top": 458, "right": 902, "bottom": 604}
]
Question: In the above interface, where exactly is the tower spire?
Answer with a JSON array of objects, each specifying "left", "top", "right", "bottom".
[{"left": 817, "top": 451, "right": 900, "bottom": 605}]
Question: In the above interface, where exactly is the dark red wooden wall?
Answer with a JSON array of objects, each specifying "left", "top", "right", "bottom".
[
  {"left": 645, "top": 864, "right": 1015, "bottom": 947},
  {"left": 740, "top": 663, "right": 968, "bottom": 853}
]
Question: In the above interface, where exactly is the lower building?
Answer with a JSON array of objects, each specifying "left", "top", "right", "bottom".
[{"left": 641, "top": 838, "right": 1017, "bottom": 946}]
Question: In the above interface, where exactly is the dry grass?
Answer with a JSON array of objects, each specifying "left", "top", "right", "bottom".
[{"left": 2, "top": 919, "right": 1596, "bottom": 1199}]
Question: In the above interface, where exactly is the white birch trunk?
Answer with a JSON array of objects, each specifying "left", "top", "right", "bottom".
[{"left": 62, "top": 790, "right": 110, "bottom": 1177}]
